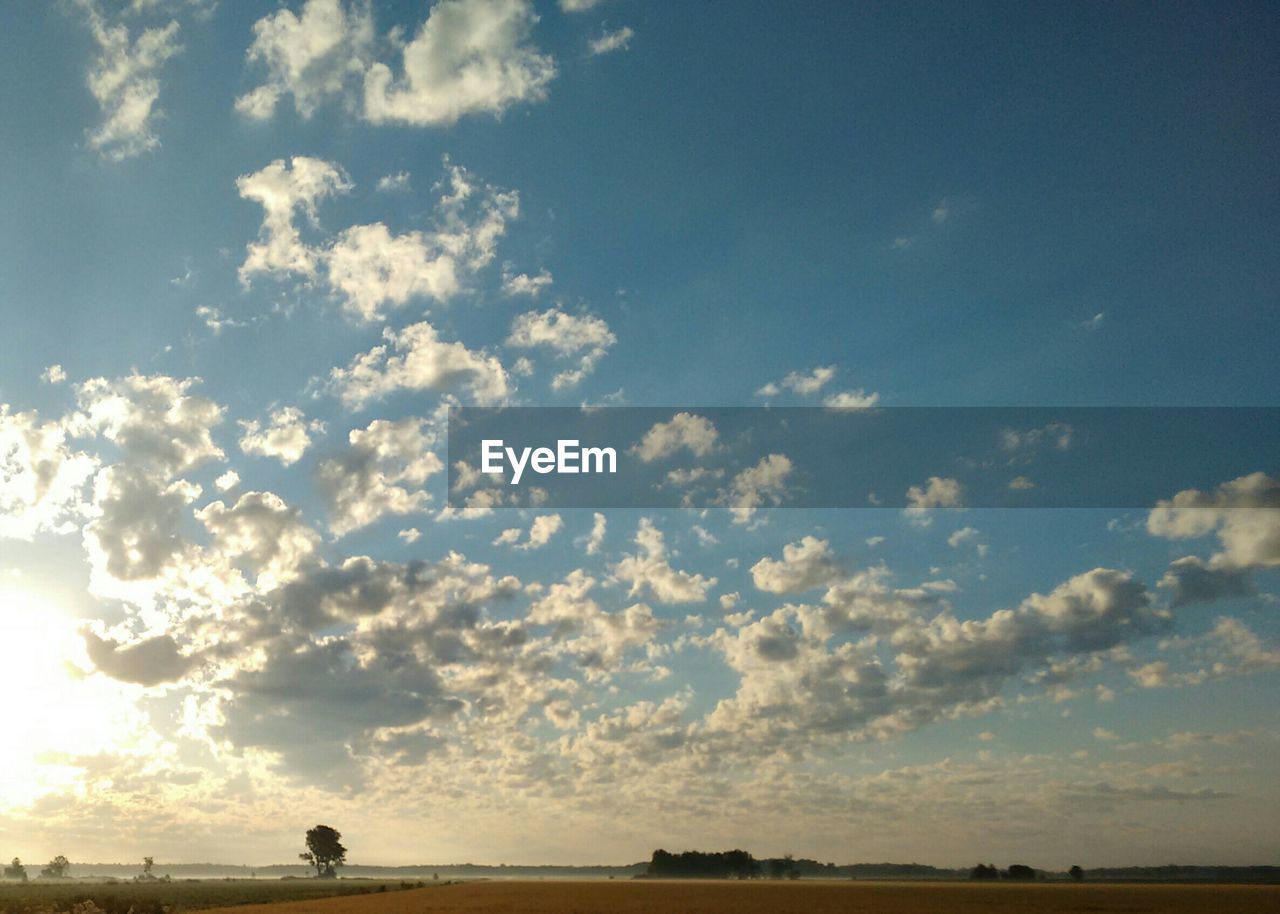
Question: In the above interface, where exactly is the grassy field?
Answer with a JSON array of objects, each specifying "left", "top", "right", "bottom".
[
  {"left": 196, "top": 879, "right": 1280, "bottom": 914},
  {"left": 0, "top": 879, "right": 433, "bottom": 914}
]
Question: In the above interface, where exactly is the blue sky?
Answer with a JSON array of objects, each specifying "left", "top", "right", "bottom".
[{"left": 0, "top": 0, "right": 1278, "bottom": 869}]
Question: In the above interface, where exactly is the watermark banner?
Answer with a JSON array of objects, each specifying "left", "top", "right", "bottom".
[{"left": 446, "top": 407, "right": 1280, "bottom": 511}]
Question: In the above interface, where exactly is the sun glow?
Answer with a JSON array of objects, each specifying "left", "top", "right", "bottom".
[{"left": 0, "top": 585, "right": 141, "bottom": 807}]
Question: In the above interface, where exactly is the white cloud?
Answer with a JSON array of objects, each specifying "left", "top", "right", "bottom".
[
  {"left": 236, "top": 156, "right": 352, "bottom": 282},
  {"left": 751, "top": 536, "right": 840, "bottom": 594},
  {"left": 78, "top": 1, "right": 182, "bottom": 160},
  {"left": 197, "top": 490, "right": 320, "bottom": 590},
  {"left": 823, "top": 389, "right": 879, "bottom": 409},
  {"left": 329, "top": 321, "right": 510, "bottom": 409},
  {"left": 584, "top": 512, "right": 606, "bottom": 555},
  {"left": 588, "top": 26, "right": 633, "bottom": 56},
  {"left": 493, "top": 513, "right": 563, "bottom": 550},
  {"left": 501, "top": 267, "right": 553, "bottom": 297},
  {"left": 74, "top": 374, "right": 224, "bottom": 476},
  {"left": 0, "top": 407, "right": 97, "bottom": 539},
  {"left": 375, "top": 171, "right": 412, "bottom": 193},
  {"left": 905, "top": 476, "right": 963, "bottom": 525},
  {"left": 315, "top": 417, "right": 444, "bottom": 536},
  {"left": 363, "top": 0, "right": 556, "bottom": 127},
  {"left": 506, "top": 307, "right": 616, "bottom": 389},
  {"left": 633, "top": 413, "right": 718, "bottom": 463},
  {"left": 559, "top": 0, "right": 603, "bottom": 9},
  {"left": 725, "top": 454, "right": 792, "bottom": 525},
  {"left": 41, "top": 365, "right": 67, "bottom": 385},
  {"left": 235, "top": 0, "right": 374, "bottom": 120},
  {"left": 196, "top": 306, "right": 247, "bottom": 334},
  {"left": 755, "top": 365, "right": 836, "bottom": 398},
  {"left": 613, "top": 518, "right": 716, "bottom": 604},
  {"left": 238, "top": 407, "right": 324, "bottom": 466},
  {"left": 1147, "top": 472, "right": 1280, "bottom": 571},
  {"left": 238, "top": 157, "right": 517, "bottom": 320}
]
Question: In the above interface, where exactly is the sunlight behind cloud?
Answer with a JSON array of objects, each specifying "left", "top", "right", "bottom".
[{"left": 0, "top": 586, "right": 146, "bottom": 808}]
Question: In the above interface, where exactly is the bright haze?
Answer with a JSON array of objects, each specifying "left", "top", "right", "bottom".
[{"left": 0, "top": 0, "right": 1277, "bottom": 869}]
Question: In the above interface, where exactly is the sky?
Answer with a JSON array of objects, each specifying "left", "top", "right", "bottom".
[{"left": 0, "top": 0, "right": 1278, "bottom": 870}]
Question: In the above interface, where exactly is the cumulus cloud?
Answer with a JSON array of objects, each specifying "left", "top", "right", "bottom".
[
  {"left": 0, "top": 407, "right": 97, "bottom": 540},
  {"left": 724, "top": 454, "right": 792, "bottom": 525},
  {"left": 237, "top": 0, "right": 556, "bottom": 128},
  {"left": 904, "top": 476, "right": 963, "bottom": 525},
  {"left": 528, "top": 570, "right": 663, "bottom": 675},
  {"left": 633, "top": 413, "right": 718, "bottom": 463},
  {"left": 197, "top": 491, "right": 320, "bottom": 590},
  {"left": 236, "top": 156, "right": 352, "bottom": 281},
  {"left": 238, "top": 407, "right": 324, "bottom": 466},
  {"left": 78, "top": 1, "right": 182, "bottom": 160},
  {"left": 1147, "top": 472, "right": 1280, "bottom": 571},
  {"left": 613, "top": 518, "right": 716, "bottom": 604},
  {"left": 83, "top": 464, "right": 202, "bottom": 585},
  {"left": 700, "top": 567, "right": 1168, "bottom": 758},
  {"left": 74, "top": 375, "right": 224, "bottom": 476},
  {"left": 501, "top": 267, "right": 552, "bottom": 297},
  {"left": 493, "top": 513, "right": 562, "bottom": 550},
  {"left": 506, "top": 308, "right": 616, "bottom": 389},
  {"left": 755, "top": 365, "right": 836, "bottom": 398},
  {"left": 1129, "top": 617, "right": 1280, "bottom": 688},
  {"left": 363, "top": 0, "right": 556, "bottom": 127},
  {"left": 329, "top": 321, "right": 510, "bottom": 408},
  {"left": 751, "top": 536, "right": 841, "bottom": 594},
  {"left": 234, "top": 0, "right": 374, "bottom": 120},
  {"left": 238, "top": 157, "right": 517, "bottom": 320},
  {"left": 315, "top": 417, "right": 444, "bottom": 536},
  {"left": 1157, "top": 556, "right": 1254, "bottom": 608},
  {"left": 84, "top": 631, "right": 197, "bottom": 686}
]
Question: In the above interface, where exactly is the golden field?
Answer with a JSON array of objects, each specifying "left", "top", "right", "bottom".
[{"left": 202, "top": 879, "right": 1280, "bottom": 914}]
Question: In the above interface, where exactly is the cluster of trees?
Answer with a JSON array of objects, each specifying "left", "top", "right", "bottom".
[
  {"left": 971, "top": 863, "right": 1073, "bottom": 881},
  {"left": 3, "top": 856, "right": 72, "bottom": 881},
  {"left": 646, "top": 850, "right": 819, "bottom": 880},
  {"left": 647, "top": 849, "right": 761, "bottom": 879}
]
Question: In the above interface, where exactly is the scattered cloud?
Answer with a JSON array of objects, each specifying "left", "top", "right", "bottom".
[{"left": 588, "top": 26, "right": 633, "bottom": 56}]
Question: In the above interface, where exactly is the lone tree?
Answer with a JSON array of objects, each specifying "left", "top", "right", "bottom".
[
  {"left": 41, "top": 856, "right": 70, "bottom": 879},
  {"left": 1069, "top": 865, "right": 1084, "bottom": 881},
  {"left": 300, "top": 825, "right": 347, "bottom": 878},
  {"left": 4, "top": 858, "right": 27, "bottom": 882}
]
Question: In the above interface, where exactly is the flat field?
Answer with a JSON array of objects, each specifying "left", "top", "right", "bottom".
[
  {"left": 0, "top": 879, "right": 428, "bottom": 914},
  {"left": 199, "top": 879, "right": 1280, "bottom": 914}
]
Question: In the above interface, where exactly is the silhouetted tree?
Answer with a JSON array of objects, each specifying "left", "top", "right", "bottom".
[
  {"left": 4, "top": 858, "right": 27, "bottom": 882},
  {"left": 1005, "top": 864, "right": 1036, "bottom": 881},
  {"left": 40, "top": 856, "right": 70, "bottom": 879},
  {"left": 1069, "top": 865, "right": 1084, "bottom": 881},
  {"left": 300, "top": 825, "right": 347, "bottom": 878},
  {"left": 969, "top": 863, "right": 998, "bottom": 880}
]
